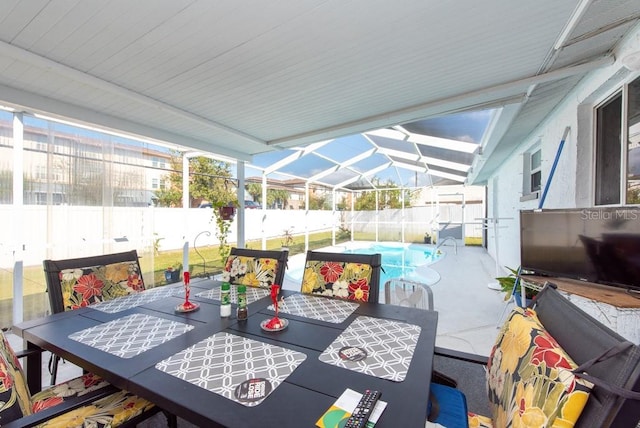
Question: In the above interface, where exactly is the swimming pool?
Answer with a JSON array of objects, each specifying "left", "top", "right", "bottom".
[{"left": 283, "top": 242, "right": 443, "bottom": 291}]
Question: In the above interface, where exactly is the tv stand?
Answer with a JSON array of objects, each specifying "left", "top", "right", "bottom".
[
  {"left": 523, "top": 275, "right": 640, "bottom": 308},
  {"left": 523, "top": 275, "right": 640, "bottom": 344}
]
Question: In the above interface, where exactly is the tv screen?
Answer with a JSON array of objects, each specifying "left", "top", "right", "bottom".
[{"left": 520, "top": 207, "right": 640, "bottom": 292}]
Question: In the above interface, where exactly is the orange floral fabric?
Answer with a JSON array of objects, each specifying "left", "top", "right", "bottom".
[
  {"left": 301, "top": 260, "right": 373, "bottom": 302},
  {"left": 60, "top": 261, "right": 145, "bottom": 311},
  {"left": 222, "top": 255, "right": 278, "bottom": 288},
  {"left": 0, "top": 331, "right": 155, "bottom": 427}
]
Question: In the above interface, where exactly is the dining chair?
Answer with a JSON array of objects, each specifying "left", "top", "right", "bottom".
[
  {"left": 428, "top": 283, "right": 640, "bottom": 427},
  {"left": 0, "top": 329, "right": 165, "bottom": 428},
  {"left": 300, "top": 250, "right": 382, "bottom": 303},
  {"left": 384, "top": 278, "right": 433, "bottom": 310},
  {"left": 42, "top": 250, "right": 145, "bottom": 384},
  {"left": 222, "top": 247, "right": 289, "bottom": 288}
]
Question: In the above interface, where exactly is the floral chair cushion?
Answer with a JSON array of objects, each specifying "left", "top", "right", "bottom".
[
  {"left": 0, "top": 331, "right": 155, "bottom": 427},
  {"left": 301, "top": 260, "right": 373, "bottom": 302},
  {"left": 0, "top": 331, "right": 33, "bottom": 423},
  {"left": 468, "top": 412, "right": 494, "bottom": 428},
  {"left": 60, "top": 261, "right": 145, "bottom": 311},
  {"left": 222, "top": 255, "right": 279, "bottom": 288},
  {"left": 31, "top": 373, "right": 155, "bottom": 428},
  {"left": 478, "top": 307, "right": 593, "bottom": 428}
]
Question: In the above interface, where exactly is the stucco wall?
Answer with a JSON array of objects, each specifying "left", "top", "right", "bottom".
[{"left": 487, "top": 24, "right": 640, "bottom": 273}]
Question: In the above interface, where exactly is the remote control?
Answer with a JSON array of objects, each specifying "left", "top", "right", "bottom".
[{"left": 343, "top": 389, "right": 381, "bottom": 428}]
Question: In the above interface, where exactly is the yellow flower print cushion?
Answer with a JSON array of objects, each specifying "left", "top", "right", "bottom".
[
  {"left": 60, "top": 261, "right": 145, "bottom": 311},
  {"left": 484, "top": 307, "right": 592, "bottom": 428},
  {"left": 31, "top": 373, "right": 155, "bottom": 428},
  {"left": 222, "top": 255, "right": 278, "bottom": 288},
  {"left": 468, "top": 412, "right": 494, "bottom": 428},
  {"left": 301, "top": 260, "right": 373, "bottom": 302}
]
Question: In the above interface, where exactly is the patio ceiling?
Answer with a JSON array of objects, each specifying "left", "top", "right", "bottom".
[{"left": 0, "top": 1, "right": 639, "bottom": 187}]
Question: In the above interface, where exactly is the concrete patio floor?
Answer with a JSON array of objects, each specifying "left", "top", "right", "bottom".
[{"left": 282, "top": 242, "right": 506, "bottom": 356}]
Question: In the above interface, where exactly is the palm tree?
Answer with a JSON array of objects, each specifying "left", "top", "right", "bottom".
[{"left": 246, "top": 183, "right": 262, "bottom": 204}]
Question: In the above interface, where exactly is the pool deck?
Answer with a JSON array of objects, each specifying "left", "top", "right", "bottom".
[{"left": 283, "top": 241, "right": 506, "bottom": 356}]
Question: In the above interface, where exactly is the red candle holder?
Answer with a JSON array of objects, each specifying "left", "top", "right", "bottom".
[
  {"left": 176, "top": 271, "right": 199, "bottom": 312},
  {"left": 261, "top": 284, "right": 287, "bottom": 331}
]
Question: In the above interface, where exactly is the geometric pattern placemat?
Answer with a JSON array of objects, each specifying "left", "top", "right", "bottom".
[
  {"left": 195, "top": 285, "right": 270, "bottom": 304},
  {"left": 91, "top": 285, "right": 182, "bottom": 313},
  {"left": 155, "top": 332, "right": 307, "bottom": 407},
  {"left": 69, "top": 313, "right": 194, "bottom": 358},
  {"left": 267, "top": 294, "right": 359, "bottom": 324},
  {"left": 318, "top": 316, "right": 421, "bottom": 382}
]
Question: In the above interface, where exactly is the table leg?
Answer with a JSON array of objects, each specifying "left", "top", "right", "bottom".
[{"left": 25, "top": 341, "right": 42, "bottom": 393}]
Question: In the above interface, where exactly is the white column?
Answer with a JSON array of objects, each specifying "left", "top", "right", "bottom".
[
  {"left": 401, "top": 189, "right": 405, "bottom": 243},
  {"left": 237, "top": 161, "right": 246, "bottom": 248},
  {"left": 331, "top": 189, "right": 336, "bottom": 246},
  {"left": 12, "top": 112, "right": 24, "bottom": 324},
  {"left": 375, "top": 191, "right": 379, "bottom": 242},
  {"left": 305, "top": 182, "right": 309, "bottom": 252},
  {"left": 182, "top": 154, "right": 189, "bottom": 274},
  {"left": 351, "top": 192, "right": 355, "bottom": 241},
  {"left": 261, "top": 173, "right": 267, "bottom": 250}
]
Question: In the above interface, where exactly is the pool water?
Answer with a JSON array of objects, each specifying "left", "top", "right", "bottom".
[
  {"left": 344, "top": 243, "right": 442, "bottom": 284},
  {"left": 284, "top": 243, "right": 442, "bottom": 290}
]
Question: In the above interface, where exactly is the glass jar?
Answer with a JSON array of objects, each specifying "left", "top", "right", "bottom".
[{"left": 237, "top": 284, "right": 248, "bottom": 320}]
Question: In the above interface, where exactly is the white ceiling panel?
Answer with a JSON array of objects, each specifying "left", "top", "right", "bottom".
[{"left": 0, "top": 0, "right": 638, "bottom": 185}]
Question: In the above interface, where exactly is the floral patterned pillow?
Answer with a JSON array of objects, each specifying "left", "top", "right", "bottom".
[
  {"left": 301, "top": 260, "right": 373, "bottom": 302},
  {"left": 484, "top": 307, "right": 592, "bottom": 428},
  {"left": 30, "top": 373, "right": 155, "bottom": 428},
  {"left": 0, "top": 331, "right": 32, "bottom": 423},
  {"left": 222, "top": 255, "right": 278, "bottom": 288},
  {"left": 60, "top": 261, "right": 145, "bottom": 311}
]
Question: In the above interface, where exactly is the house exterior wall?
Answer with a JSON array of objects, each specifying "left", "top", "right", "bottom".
[{"left": 487, "top": 24, "right": 640, "bottom": 274}]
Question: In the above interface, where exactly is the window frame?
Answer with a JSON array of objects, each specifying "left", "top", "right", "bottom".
[
  {"left": 520, "top": 143, "right": 541, "bottom": 202},
  {"left": 593, "top": 75, "right": 639, "bottom": 206}
]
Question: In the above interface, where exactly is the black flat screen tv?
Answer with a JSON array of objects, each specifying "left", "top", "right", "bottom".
[{"left": 520, "top": 207, "right": 640, "bottom": 292}]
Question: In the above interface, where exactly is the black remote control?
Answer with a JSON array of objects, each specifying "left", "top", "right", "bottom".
[{"left": 343, "top": 389, "right": 381, "bottom": 428}]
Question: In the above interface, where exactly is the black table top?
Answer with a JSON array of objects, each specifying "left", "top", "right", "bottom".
[{"left": 13, "top": 280, "right": 438, "bottom": 428}]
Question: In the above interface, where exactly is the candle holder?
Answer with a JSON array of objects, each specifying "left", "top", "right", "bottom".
[
  {"left": 261, "top": 284, "right": 287, "bottom": 331},
  {"left": 176, "top": 271, "right": 199, "bottom": 312}
]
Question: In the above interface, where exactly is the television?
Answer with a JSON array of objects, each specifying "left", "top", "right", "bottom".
[{"left": 520, "top": 207, "right": 640, "bottom": 293}]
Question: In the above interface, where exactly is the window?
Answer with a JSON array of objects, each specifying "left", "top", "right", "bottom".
[
  {"left": 152, "top": 178, "right": 159, "bottom": 189},
  {"left": 36, "top": 165, "right": 47, "bottom": 180},
  {"left": 521, "top": 144, "right": 541, "bottom": 201},
  {"left": 151, "top": 156, "right": 166, "bottom": 169},
  {"left": 594, "top": 76, "right": 640, "bottom": 205}
]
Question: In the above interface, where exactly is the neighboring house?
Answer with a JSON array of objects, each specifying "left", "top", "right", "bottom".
[
  {"left": 245, "top": 176, "right": 349, "bottom": 210},
  {"left": 0, "top": 117, "right": 172, "bottom": 206},
  {"left": 471, "top": 24, "right": 640, "bottom": 270}
]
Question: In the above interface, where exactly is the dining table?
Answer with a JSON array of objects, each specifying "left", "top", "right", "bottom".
[{"left": 12, "top": 278, "right": 439, "bottom": 428}]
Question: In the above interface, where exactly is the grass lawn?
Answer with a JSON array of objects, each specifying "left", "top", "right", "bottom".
[
  {"left": 1, "top": 232, "right": 483, "bottom": 299},
  {"left": 1, "top": 231, "right": 349, "bottom": 299}
]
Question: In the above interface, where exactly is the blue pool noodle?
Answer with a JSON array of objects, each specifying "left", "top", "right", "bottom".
[{"left": 538, "top": 126, "right": 570, "bottom": 210}]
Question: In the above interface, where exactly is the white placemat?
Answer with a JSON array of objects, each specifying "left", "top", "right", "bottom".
[
  {"left": 319, "top": 316, "right": 421, "bottom": 381},
  {"left": 92, "top": 285, "right": 182, "bottom": 313},
  {"left": 195, "top": 285, "right": 270, "bottom": 304},
  {"left": 267, "top": 294, "right": 359, "bottom": 323},
  {"left": 69, "top": 313, "right": 194, "bottom": 358},
  {"left": 156, "top": 332, "right": 307, "bottom": 406}
]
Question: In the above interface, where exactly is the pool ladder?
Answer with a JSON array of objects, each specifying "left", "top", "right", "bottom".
[{"left": 435, "top": 236, "right": 458, "bottom": 254}]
